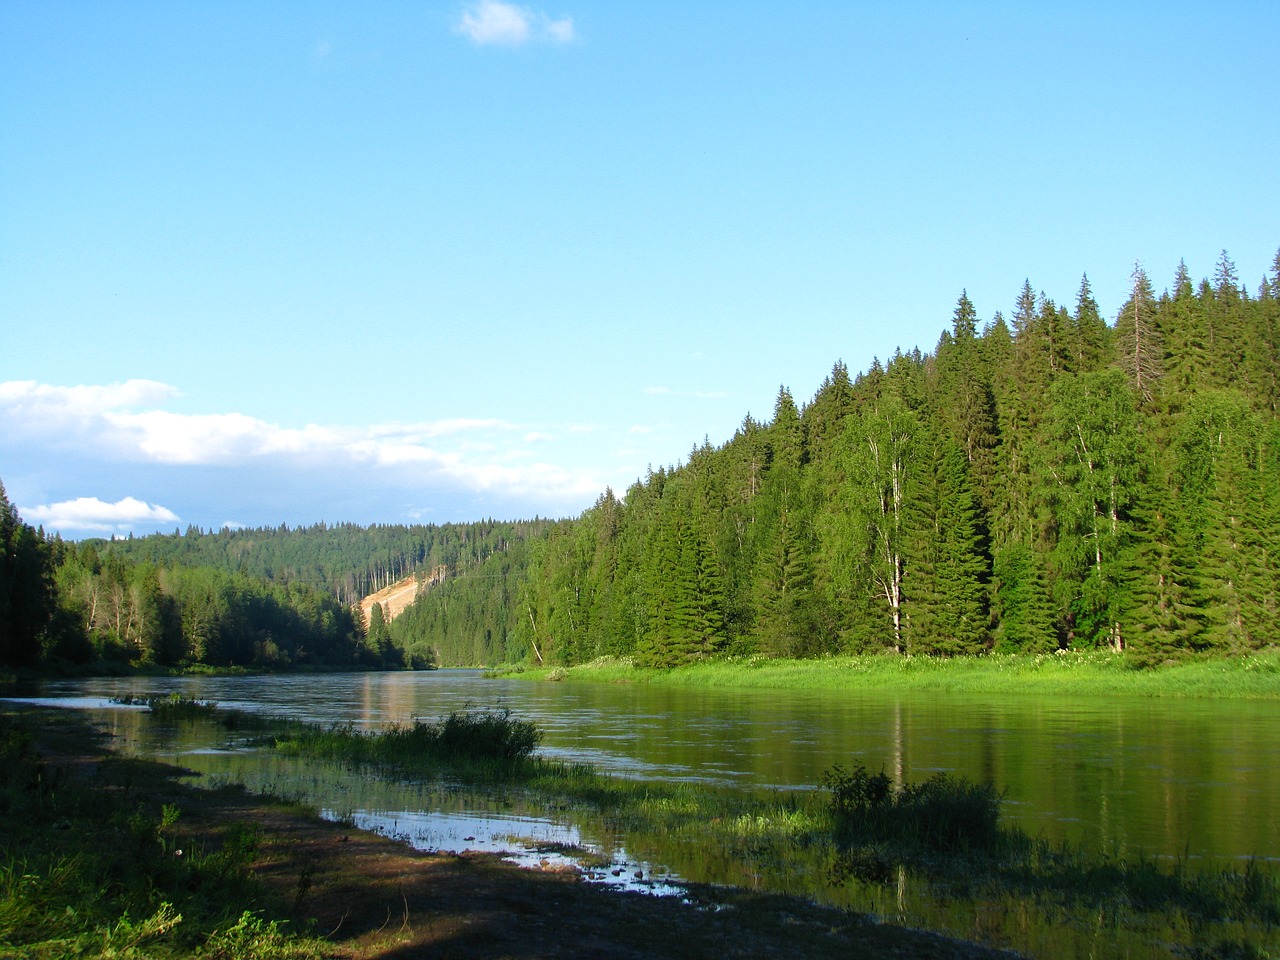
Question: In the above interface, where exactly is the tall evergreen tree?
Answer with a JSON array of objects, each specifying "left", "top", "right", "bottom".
[
  {"left": 1073, "top": 274, "right": 1111, "bottom": 372},
  {"left": 1114, "top": 263, "right": 1163, "bottom": 405},
  {"left": 905, "top": 434, "right": 991, "bottom": 655},
  {"left": 0, "top": 481, "right": 55, "bottom": 667}
]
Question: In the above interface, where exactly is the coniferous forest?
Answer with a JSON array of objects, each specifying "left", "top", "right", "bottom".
[
  {"left": 2, "top": 249, "right": 1277, "bottom": 672},
  {"left": 494, "top": 250, "right": 1280, "bottom": 668}
]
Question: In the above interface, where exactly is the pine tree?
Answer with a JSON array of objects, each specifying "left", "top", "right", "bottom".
[
  {"left": 992, "top": 544, "right": 1057, "bottom": 652},
  {"left": 936, "top": 292, "right": 1000, "bottom": 510},
  {"left": 1160, "top": 260, "right": 1211, "bottom": 413},
  {"left": 905, "top": 435, "right": 991, "bottom": 655},
  {"left": 1173, "top": 393, "right": 1278, "bottom": 653},
  {"left": 754, "top": 492, "right": 818, "bottom": 657},
  {"left": 770, "top": 385, "right": 803, "bottom": 472},
  {"left": 802, "top": 360, "right": 856, "bottom": 462},
  {"left": 0, "top": 481, "right": 56, "bottom": 667}
]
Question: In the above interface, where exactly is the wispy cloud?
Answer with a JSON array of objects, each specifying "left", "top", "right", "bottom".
[
  {"left": 455, "top": 1, "right": 575, "bottom": 46},
  {"left": 0, "top": 380, "right": 603, "bottom": 529},
  {"left": 22, "top": 496, "right": 180, "bottom": 534},
  {"left": 0, "top": 378, "right": 178, "bottom": 416}
]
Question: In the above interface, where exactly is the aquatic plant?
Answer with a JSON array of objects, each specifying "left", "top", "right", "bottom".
[
  {"left": 274, "top": 706, "right": 542, "bottom": 771},
  {"left": 112, "top": 691, "right": 221, "bottom": 721}
]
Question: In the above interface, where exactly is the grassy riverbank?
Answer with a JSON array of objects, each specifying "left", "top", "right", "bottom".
[
  {"left": 492, "top": 649, "right": 1280, "bottom": 699},
  {"left": 0, "top": 703, "right": 1022, "bottom": 960},
  {"left": 0, "top": 707, "right": 330, "bottom": 959},
  {"left": 7, "top": 696, "right": 1278, "bottom": 958}
]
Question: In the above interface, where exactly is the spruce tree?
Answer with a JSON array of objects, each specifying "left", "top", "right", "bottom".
[
  {"left": 1073, "top": 274, "right": 1111, "bottom": 372},
  {"left": 1114, "top": 263, "right": 1163, "bottom": 406}
]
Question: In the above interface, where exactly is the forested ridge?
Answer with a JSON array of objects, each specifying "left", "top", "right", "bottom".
[
  {"left": 436, "top": 250, "right": 1280, "bottom": 668},
  {"left": 85, "top": 518, "right": 556, "bottom": 606},
  {"left": 3, "top": 249, "right": 1277, "bottom": 673},
  {"left": 0, "top": 509, "right": 554, "bottom": 671}
]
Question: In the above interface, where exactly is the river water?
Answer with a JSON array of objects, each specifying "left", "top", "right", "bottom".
[{"left": 11, "top": 669, "right": 1280, "bottom": 957}]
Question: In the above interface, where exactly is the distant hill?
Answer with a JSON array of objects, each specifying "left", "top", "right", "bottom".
[{"left": 91, "top": 519, "right": 556, "bottom": 606}]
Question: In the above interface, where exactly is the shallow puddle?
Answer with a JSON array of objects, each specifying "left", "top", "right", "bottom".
[{"left": 331, "top": 806, "right": 687, "bottom": 895}]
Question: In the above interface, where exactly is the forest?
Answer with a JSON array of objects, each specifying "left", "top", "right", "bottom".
[
  {"left": 0, "top": 507, "right": 553, "bottom": 671},
  {"left": 431, "top": 250, "right": 1280, "bottom": 668},
  {"left": 2, "top": 249, "right": 1277, "bottom": 673}
]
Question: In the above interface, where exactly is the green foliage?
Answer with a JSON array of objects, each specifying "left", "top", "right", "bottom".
[
  {"left": 467, "top": 247, "right": 1280, "bottom": 670},
  {"left": 822, "top": 763, "right": 1001, "bottom": 853},
  {"left": 0, "top": 710, "right": 326, "bottom": 960}
]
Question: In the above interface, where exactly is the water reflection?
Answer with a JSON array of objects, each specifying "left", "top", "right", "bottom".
[{"left": 17, "top": 670, "right": 1280, "bottom": 865}]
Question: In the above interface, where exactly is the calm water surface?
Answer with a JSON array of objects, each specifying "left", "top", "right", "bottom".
[{"left": 27, "top": 669, "right": 1280, "bottom": 866}]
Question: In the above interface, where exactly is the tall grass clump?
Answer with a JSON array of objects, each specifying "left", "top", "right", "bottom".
[
  {"left": 822, "top": 763, "right": 1001, "bottom": 854},
  {"left": 274, "top": 706, "right": 542, "bottom": 774},
  {"left": 114, "top": 692, "right": 221, "bottom": 721}
]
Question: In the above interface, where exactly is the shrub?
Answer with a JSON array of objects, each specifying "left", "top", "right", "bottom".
[{"left": 822, "top": 763, "right": 1001, "bottom": 853}]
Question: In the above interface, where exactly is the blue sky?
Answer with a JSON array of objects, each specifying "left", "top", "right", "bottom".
[{"left": 2, "top": 1, "right": 1277, "bottom": 539}]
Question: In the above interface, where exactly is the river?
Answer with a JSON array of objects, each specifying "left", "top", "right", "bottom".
[{"left": 10, "top": 669, "right": 1280, "bottom": 957}]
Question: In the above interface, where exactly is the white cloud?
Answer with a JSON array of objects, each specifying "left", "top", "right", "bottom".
[
  {"left": 0, "top": 379, "right": 178, "bottom": 418},
  {"left": 455, "top": 1, "right": 575, "bottom": 46},
  {"left": 0, "top": 379, "right": 605, "bottom": 522},
  {"left": 21, "top": 496, "right": 179, "bottom": 534}
]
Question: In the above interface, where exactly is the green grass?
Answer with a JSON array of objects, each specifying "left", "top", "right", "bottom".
[
  {"left": 0, "top": 708, "right": 327, "bottom": 960},
  {"left": 493, "top": 648, "right": 1280, "bottom": 699}
]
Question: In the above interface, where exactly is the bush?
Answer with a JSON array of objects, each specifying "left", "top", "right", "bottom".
[
  {"left": 375, "top": 707, "right": 543, "bottom": 764},
  {"left": 432, "top": 707, "right": 542, "bottom": 761},
  {"left": 822, "top": 763, "right": 1001, "bottom": 853}
]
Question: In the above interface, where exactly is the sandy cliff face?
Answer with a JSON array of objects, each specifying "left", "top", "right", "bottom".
[{"left": 359, "top": 565, "right": 447, "bottom": 626}]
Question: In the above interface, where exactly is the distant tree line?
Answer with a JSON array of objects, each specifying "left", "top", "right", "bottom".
[
  {"left": 0, "top": 487, "right": 388, "bottom": 671},
  {"left": 89, "top": 519, "right": 555, "bottom": 606},
  {"left": 487, "top": 250, "right": 1278, "bottom": 668},
  {"left": 1, "top": 501, "right": 556, "bottom": 671}
]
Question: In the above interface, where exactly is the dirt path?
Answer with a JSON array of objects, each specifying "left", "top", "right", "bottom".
[{"left": 31, "top": 712, "right": 1021, "bottom": 960}]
